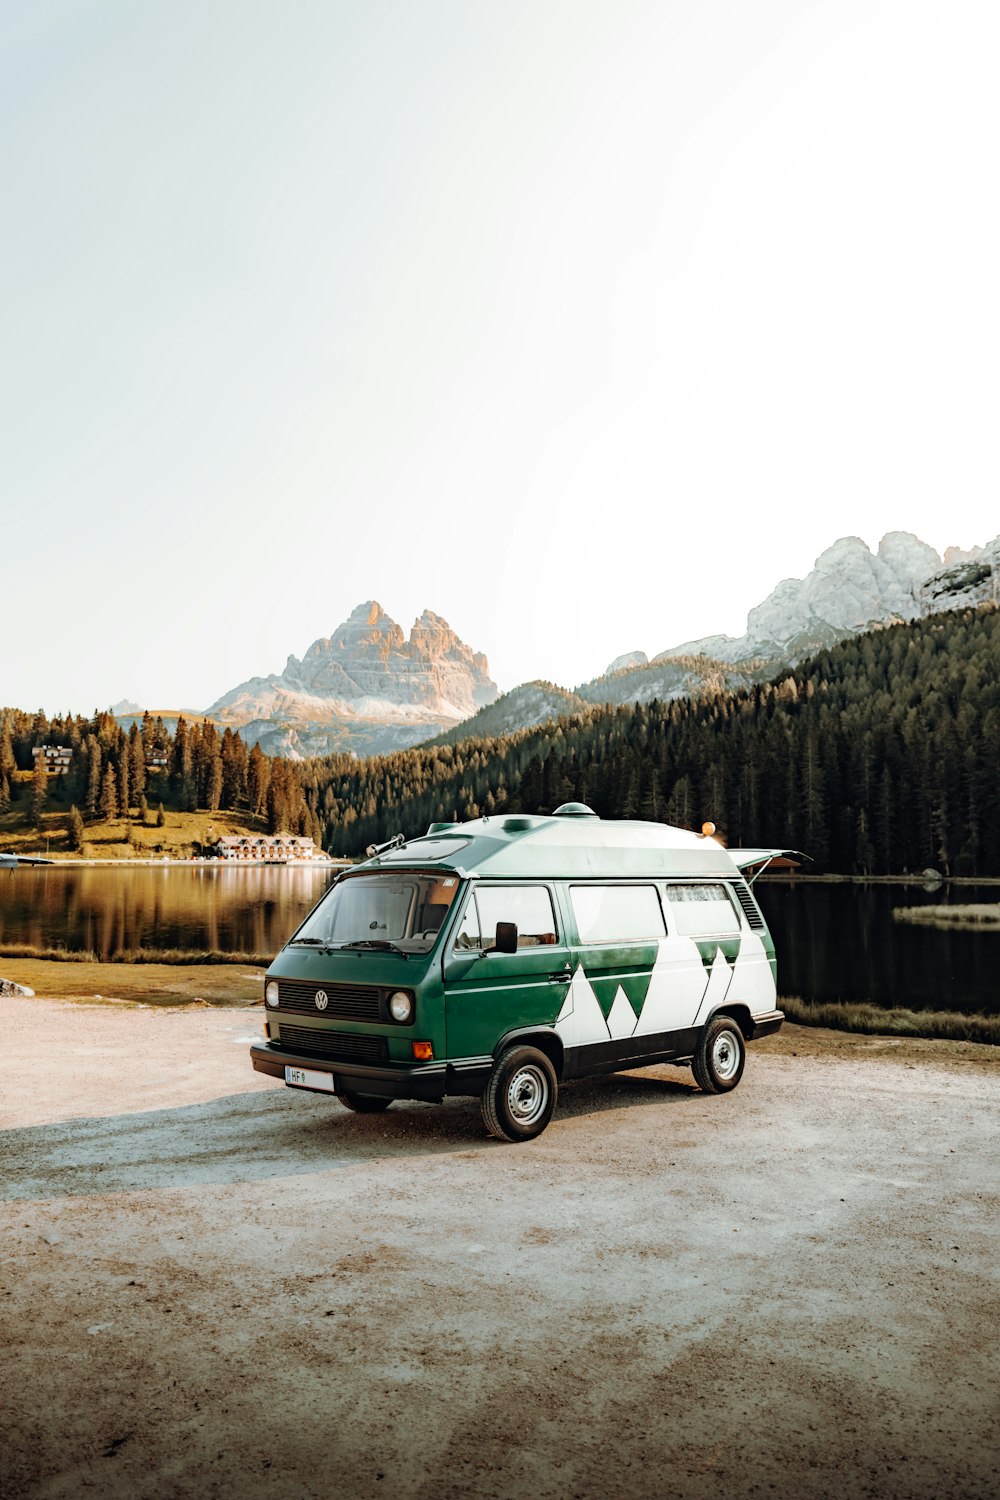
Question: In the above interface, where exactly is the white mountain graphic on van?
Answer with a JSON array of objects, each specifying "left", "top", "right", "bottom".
[{"left": 555, "top": 936, "right": 764, "bottom": 1050}]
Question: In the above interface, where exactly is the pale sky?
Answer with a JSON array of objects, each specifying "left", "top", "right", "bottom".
[{"left": 3, "top": 0, "right": 998, "bottom": 713}]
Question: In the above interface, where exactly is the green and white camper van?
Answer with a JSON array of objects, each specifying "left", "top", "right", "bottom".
[{"left": 250, "top": 805, "right": 793, "bottom": 1142}]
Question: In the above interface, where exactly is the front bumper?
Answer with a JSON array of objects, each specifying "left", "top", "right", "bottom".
[
  {"left": 250, "top": 1041, "right": 490, "bottom": 1101},
  {"left": 749, "top": 1009, "right": 784, "bottom": 1039}
]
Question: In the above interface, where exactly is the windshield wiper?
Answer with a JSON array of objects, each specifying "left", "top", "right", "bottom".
[
  {"left": 336, "top": 939, "right": 408, "bottom": 956},
  {"left": 288, "top": 937, "right": 327, "bottom": 946}
]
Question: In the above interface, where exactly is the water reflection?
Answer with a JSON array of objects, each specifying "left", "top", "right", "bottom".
[
  {"left": 2, "top": 868, "right": 998, "bottom": 1016},
  {"left": 756, "top": 882, "right": 1000, "bottom": 1017},
  {"left": 0, "top": 864, "right": 336, "bottom": 959}
]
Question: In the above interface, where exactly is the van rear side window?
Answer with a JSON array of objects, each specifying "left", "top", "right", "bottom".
[
  {"left": 570, "top": 884, "right": 666, "bottom": 943},
  {"left": 665, "top": 883, "right": 740, "bottom": 937}
]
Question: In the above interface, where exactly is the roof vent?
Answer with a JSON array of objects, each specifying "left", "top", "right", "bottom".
[
  {"left": 502, "top": 816, "right": 534, "bottom": 833},
  {"left": 552, "top": 802, "right": 598, "bottom": 819}
]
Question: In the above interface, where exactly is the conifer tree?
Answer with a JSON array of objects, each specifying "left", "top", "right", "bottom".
[
  {"left": 221, "top": 728, "right": 248, "bottom": 809},
  {"left": 171, "top": 716, "right": 195, "bottom": 808},
  {"left": 85, "top": 738, "right": 102, "bottom": 818},
  {"left": 248, "top": 743, "right": 270, "bottom": 818},
  {"left": 206, "top": 753, "right": 223, "bottom": 813},
  {"left": 128, "top": 724, "right": 146, "bottom": 806},
  {"left": 0, "top": 716, "right": 14, "bottom": 809},
  {"left": 67, "top": 804, "right": 85, "bottom": 852},
  {"left": 30, "top": 747, "right": 48, "bottom": 831},
  {"left": 100, "top": 764, "right": 118, "bottom": 822},
  {"left": 117, "top": 753, "right": 130, "bottom": 817}
]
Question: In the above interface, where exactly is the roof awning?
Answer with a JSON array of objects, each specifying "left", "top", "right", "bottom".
[{"left": 728, "top": 848, "right": 809, "bottom": 883}]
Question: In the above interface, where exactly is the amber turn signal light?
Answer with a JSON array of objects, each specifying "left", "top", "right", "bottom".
[{"left": 411, "top": 1041, "right": 434, "bottom": 1061}]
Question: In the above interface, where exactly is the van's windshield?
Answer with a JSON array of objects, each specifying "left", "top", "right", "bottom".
[{"left": 291, "top": 873, "right": 461, "bottom": 954}]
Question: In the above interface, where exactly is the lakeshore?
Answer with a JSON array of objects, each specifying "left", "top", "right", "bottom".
[{"left": 4, "top": 865, "right": 1000, "bottom": 1038}]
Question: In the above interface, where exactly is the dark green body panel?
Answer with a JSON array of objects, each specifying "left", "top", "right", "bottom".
[
  {"left": 442, "top": 942, "right": 572, "bottom": 1058},
  {"left": 264, "top": 945, "right": 447, "bottom": 1066}
]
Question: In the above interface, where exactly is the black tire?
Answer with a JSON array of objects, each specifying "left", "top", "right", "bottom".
[
  {"left": 692, "top": 1014, "right": 746, "bottom": 1094},
  {"left": 481, "top": 1045, "right": 558, "bottom": 1142},
  {"left": 338, "top": 1090, "right": 394, "bottom": 1113}
]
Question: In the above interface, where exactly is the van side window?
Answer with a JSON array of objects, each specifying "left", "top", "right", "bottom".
[
  {"left": 664, "top": 883, "right": 741, "bottom": 937},
  {"left": 475, "top": 886, "right": 558, "bottom": 948},
  {"left": 570, "top": 884, "right": 666, "bottom": 943}
]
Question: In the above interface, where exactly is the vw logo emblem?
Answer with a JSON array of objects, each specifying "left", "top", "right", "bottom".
[{"left": 314, "top": 990, "right": 329, "bottom": 1011}]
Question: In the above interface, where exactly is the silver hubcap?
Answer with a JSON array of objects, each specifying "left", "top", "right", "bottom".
[
  {"left": 712, "top": 1028, "right": 741, "bottom": 1081},
  {"left": 506, "top": 1064, "right": 549, "bottom": 1126}
]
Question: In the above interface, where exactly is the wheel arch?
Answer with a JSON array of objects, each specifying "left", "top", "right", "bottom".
[
  {"left": 493, "top": 1027, "right": 565, "bottom": 1080},
  {"left": 708, "top": 1003, "right": 754, "bottom": 1040}
]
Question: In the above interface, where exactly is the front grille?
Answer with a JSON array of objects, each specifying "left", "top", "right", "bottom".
[
  {"left": 277, "top": 979, "right": 381, "bottom": 1021},
  {"left": 733, "top": 882, "right": 765, "bottom": 931},
  {"left": 276, "top": 1022, "right": 388, "bottom": 1065}
]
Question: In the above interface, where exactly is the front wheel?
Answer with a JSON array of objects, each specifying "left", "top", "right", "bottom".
[
  {"left": 338, "top": 1090, "right": 394, "bottom": 1113},
  {"left": 692, "top": 1015, "right": 746, "bottom": 1094},
  {"left": 482, "top": 1045, "right": 558, "bottom": 1142}
]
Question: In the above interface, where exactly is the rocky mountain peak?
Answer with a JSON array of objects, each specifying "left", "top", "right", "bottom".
[
  {"left": 875, "top": 531, "right": 942, "bottom": 582},
  {"left": 603, "top": 651, "right": 649, "bottom": 677},
  {"left": 656, "top": 532, "right": 960, "bottom": 666},
  {"left": 206, "top": 603, "right": 498, "bottom": 755}
]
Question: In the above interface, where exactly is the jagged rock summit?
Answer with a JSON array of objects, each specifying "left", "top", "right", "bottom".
[
  {"left": 603, "top": 650, "right": 649, "bottom": 676},
  {"left": 207, "top": 602, "right": 497, "bottom": 758},
  {"left": 660, "top": 532, "right": 951, "bottom": 664},
  {"left": 561, "top": 531, "right": 1000, "bottom": 729}
]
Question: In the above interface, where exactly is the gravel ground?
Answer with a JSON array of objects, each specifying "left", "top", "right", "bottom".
[{"left": 2, "top": 997, "right": 998, "bottom": 1500}]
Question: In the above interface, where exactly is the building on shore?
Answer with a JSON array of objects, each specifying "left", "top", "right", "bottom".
[
  {"left": 211, "top": 834, "right": 321, "bottom": 861},
  {"left": 31, "top": 745, "right": 73, "bottom": 775}
]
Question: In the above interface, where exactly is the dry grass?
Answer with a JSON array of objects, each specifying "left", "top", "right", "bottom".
[
  {"left": 0, "top": 943, "right": 273, "bottom": 966},
  {"left": 0, "top": 957, "right": 265, "bottom": 1006},
  {"left": 892, "top": 903, "right": 1000, "bottom": 929},
  {"left": 780, "top": 994, "right": 1000, "bottom": 1045}
]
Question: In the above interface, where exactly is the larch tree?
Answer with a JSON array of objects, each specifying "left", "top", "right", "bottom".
[
  {"left": 100, "top": 763, "right": 119, "bottom": 822},
  {"left": 30, "top": 747, "right": 48, "bottom": 831}
]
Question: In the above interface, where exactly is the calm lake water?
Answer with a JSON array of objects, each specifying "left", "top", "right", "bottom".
[
  {"left": 0, "top": 866, "right": 997, "bottom": 1016},
  {"left": 0, "top": 864, "right": 336, "bottom": 961},
  {"left": 756, "top": 882, "right": 1000, "bottom": 1018}
]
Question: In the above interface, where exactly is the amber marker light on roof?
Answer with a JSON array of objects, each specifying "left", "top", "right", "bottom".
[
  {"left": 412, "top": 1041, "right": 434, "bottom": 1061},
  {"left": 701, "top": 821, "right": 717, "bottom": 837}
]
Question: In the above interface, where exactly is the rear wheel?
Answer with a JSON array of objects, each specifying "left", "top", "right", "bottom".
[
  {"left": 338, "top": 1090, "right": 393, "bottom": 1113},
  {"left": 482, "top": 1045, "right": 558, "bottom": 1142},
  {"left": 692, "top": 1015, "right": 746, "bottom": 1094}
]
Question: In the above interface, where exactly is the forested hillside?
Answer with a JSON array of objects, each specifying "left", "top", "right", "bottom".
[
  {"left": 4, "top": 605, "right": 998, "bottom": 873},
  {"left": 0, "top": 708, "right": 322, "bottom": 851},
  {"left": 295, "top": 606, "right": 1000, "bottom": 874}
]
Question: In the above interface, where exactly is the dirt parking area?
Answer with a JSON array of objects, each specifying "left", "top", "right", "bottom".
[{"left": 2, "top": 997, "right": 999, "bottom": 1500}]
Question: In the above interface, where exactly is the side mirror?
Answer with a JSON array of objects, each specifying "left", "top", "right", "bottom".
[{"left": 493, "top": 921, "right": 518, "bottom": 954}]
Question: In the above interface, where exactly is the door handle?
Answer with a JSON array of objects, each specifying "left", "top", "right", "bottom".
[{"left": 548, "top": 965, "right": 573, "bottom": 982}]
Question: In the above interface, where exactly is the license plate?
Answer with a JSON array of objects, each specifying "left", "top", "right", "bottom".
[{"left": 285, "top": 1065, "right": 335, "bottom": 1092}]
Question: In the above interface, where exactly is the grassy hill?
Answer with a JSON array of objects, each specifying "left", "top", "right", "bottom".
[{"left": 0, "top": 770, "right": 267, "bottom": 860}]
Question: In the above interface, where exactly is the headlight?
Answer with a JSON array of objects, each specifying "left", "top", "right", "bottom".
[
  {"left": 389, "top": 990, "right": 413, "bottom": 1023},
  {"left": 265, "top": 981, "right": 280, "bottom": 1007}
]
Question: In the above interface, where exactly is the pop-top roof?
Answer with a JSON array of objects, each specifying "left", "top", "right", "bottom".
[{"left": 362, "top": 813, "right": 744, "bottom": 880}]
